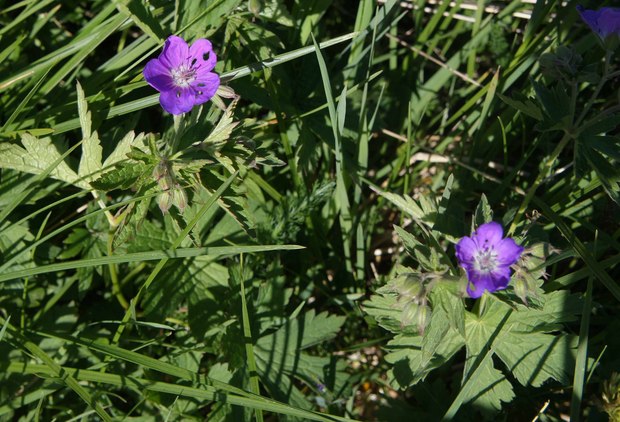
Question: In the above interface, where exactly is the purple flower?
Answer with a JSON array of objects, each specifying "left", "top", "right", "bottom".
[
  {"left": 577, "top": 6, "right": 620, "bottom": 41},
  {"left": 455, "top": 222, "right": 523, "bottom": 299},
  {"left": 143, "top": 35, "right": 220, "bottom": 115}
]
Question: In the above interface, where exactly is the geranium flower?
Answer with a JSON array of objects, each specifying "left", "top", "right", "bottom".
[
  {"left": 455, "top": 222, "right": 523, "bottom": 298},
  {"left": 577, "top": 6, "right": 620, "bottom": 41},
  {"left": 143, "top": 35, "right": 220, "bottom": 115}
]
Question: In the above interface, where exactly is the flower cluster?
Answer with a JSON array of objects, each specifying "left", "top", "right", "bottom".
[
  {"left": 455, "top": 222, "right": 523, "bottom": 298},
  {"left": 144, "top": 35, "right": 220, "bottom": 115},
  {"left": 391, "top": 272, "right": 437, "bottom": 334}
]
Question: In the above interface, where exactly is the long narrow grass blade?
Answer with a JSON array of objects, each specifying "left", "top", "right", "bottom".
[
  {"left": 533, "top": 197, "right": 620, "bottom": 302},
  {"left": 0, "top": 0, "right": 54, "bottom": 36},
  {"left": 239, "top": 256, "right": 264, "bottom": 422},
  {"left": 4, "top": 361, "right": 358, "bottom": 422},
  {"left": 4, "top": 322, "right": 113, "bottom": 421},
  {"left": 312, "top": 33, "right": 354, "bottom": 277},
  {"left": 0, "top": 244, "right": 303, "bottom": 284},
  {"left": 570, "top": 276, "right": 594, "bottom": 421},
  {"left": 0, "top": 67, "right": 52, "bottom": 133},
  {"left": 0, "top": 191, "right": 159, "bottom": 273},
  {"left": 0, "top": 315, "right": 10, "bottom": 342},
  {"left": 110, "top": 170, "right": 238, "bottom": 344}
]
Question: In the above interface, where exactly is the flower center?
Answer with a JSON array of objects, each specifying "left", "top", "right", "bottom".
[
  {"left": 474, "top": 247, "right": 498, "bottom": 273},
  {"left": 170, "top": 64, "right": 196, "bottom": 88}
]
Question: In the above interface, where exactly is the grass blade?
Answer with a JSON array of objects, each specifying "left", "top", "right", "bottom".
[
  {"left": 4, "top": 322, "right": 113, "bottom": 421},
  {"left": 4, "top": 361, "right": 358, "bottom": 422},
  {"left": 0, "top": 244, "right": 303, "bottom": 284},
  {"left": 312, "top": 33, "right": 354, "bottom": 277},
  {"left": 239, "top": 255, "right": 264, "bottom": 422},
  {"left": 570, "top": 275, "right": 594, "bottom": 421}
]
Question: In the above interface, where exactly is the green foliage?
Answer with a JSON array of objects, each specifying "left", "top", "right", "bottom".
[
  {"left": 369, "top": 270, "right": 584, "bottom": 413},
  {"left": 0, "top": 0, "right": 618, "bottom": 420},
  {"left": 365, "top": 188, "right": 590, "bottom": 417},
  {"left": 254, "top": 309, "right": 346, "bottom": 411}
]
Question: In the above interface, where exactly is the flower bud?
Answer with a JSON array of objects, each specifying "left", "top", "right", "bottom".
[
  {"left": 218, "top": 85, "right": 238, "bottom": 99},
  {"left": 171, "top": 185, "right": 188, "bottom": 213},
  {"left": 211, "top": 94, "right": 227, "bottom": 111},
  {"left": 157, "top": 191, "right": 173, "bottom": 214},
  {"left": 152, "top": 160, "right": 167, "bottom": 181},
  {"left": 153, "top": 159, "right": 174, "bottom": 191},
  {"left": 539, "top": 46, "right": 582, "bottom": 81},
  {"left": 248, "top": 0, "right": 261, "bottom": 16},
  {"left": 400, "top": 301, "right": 419, "bottom": 329},
  {"left": 416, "top": 304, "right": 431, "bottom": 335},
  {"left": 393, "top": 273, "right": 425, "bottom": 302},
  {"left": 602, "top": 372, "right": 620, "bottom": 421},
  {"left": 513, "top": 276, "right": 529, "bottom": 306},
  {"left": 400, "top": 300, "right": 431, "bottom": 335}
]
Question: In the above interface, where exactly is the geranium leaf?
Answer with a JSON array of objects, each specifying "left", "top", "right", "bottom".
[
  {"left": 77, "top": 82, "right": 102, "bottom": 185},
  {"left": 0, "top": 134, "right": 82, "bottom": 188}
]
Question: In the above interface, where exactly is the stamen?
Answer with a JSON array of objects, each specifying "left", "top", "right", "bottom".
[
  {"left": 171, "top": 63, "right": 197, "bottom": 88},
  {"left": 474, "top": 248, "right": 498, "bottom": 273}
]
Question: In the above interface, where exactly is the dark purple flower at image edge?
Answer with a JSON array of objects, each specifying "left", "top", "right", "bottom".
[{"left": 577, "top": 5, "right": 620, "bottom": 41}]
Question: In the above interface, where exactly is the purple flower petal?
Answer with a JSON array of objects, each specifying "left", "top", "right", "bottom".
[
  {"left": 159, "top": 88, "right": 195, "bottom": 115},
  {"left": 495, "top": 238, "right": 524, "bottom": 265},
  {"left": 577, "top": 6, "right": 620, "bottom": 39},
  {"left": 597, "top": 8, "right": 620, "bottom": 37},
  {"left": 472, "top": 221, "right": 503, "bottom": 247},
  {"left": 144, "top": 58, "right": 174, "bottom": 92},
  {"left": 466, "top": 273, "right": 495, "bottom": 298},
  {"left": 191, "top": 72, "right": 220, "bottom": 106},
  {"left": 455, "top": 236, "right": 476, "bottom": 265},
  {"left": 489, "top": 266, "right": 512, "bottom": 290},
  {"left": 159, "top": 35, "right": 189, "bottom": 69},
  {"left": 578, "top": 7, "right": 603, "bottom": 34},
  {"left": 189, "top": 38, "right": 217, "bottom": 72}
]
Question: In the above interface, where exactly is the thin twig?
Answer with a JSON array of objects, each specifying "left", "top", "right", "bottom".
[
  {"left": 376, "top": 0, "right": 535, "bottom": 22},
  {"left": 386, "top": 33, "right": 482, "bottom": 87}
]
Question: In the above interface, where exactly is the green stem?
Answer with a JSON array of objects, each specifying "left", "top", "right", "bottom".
[
  {"left": 108, "top": 170, "right": 238, "bottom": 348},
  {"left": 510, "top": 50, "right": 613, "bottom": 235},
  {"left": 575, "top": 49, "right": 613, "bottom": 127},
  {"left": 403, "top": 99, "right": 413, "bottom": 202},
  {"left": 265, "top": 76, "right": 302, "bottom": 189},
  {"left": 168, "top": 114, "right": 183, "bottom": 155},
  {"left": 92, "top": 191, "right": 118, "bottom": 228},
  {"left": 580, "top": 104, "right": 620, "bottom": 133},
  {"left": 508, "top": 132, "right": 572, "bottom": 235},
  {"left": 108, "top": 231, "right": 128, "bottom": 310},
  {"left": 119, "top": 262, "right": 147, "bottom": 288},
  {"left": 20, "top": 278, "right": 29, "bottom": 330},
  {"left": 472, "top": 293, "right": 488, "bottom": 317},
  {"left": 568, "top": 81, "right": 578, "bottom": 126}
]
